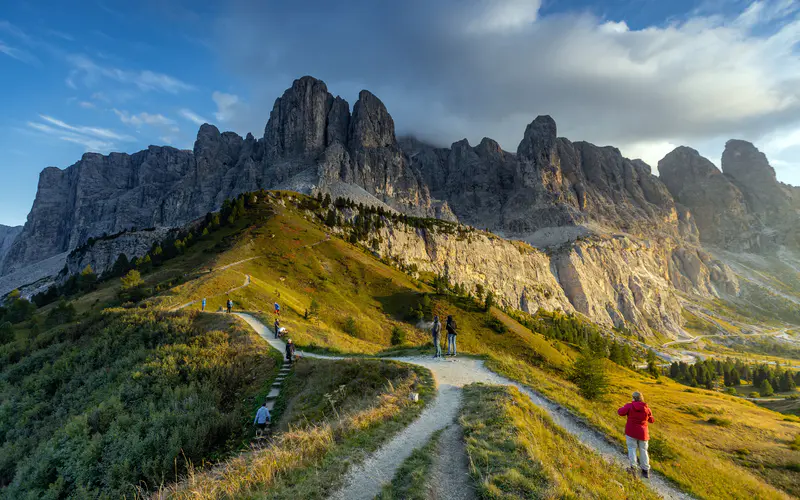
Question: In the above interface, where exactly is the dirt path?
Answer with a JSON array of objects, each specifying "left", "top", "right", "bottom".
[
  {"left": 429, "top": 423, "right": 477, "bottom": 500},
  {"left": 233, "top": 313, "right": 691, "bottom": 500},
  {"left": 171, "top": 274, "right": 250, "bottom": 311}
]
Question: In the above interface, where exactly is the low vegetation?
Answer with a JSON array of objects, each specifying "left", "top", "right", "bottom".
[
  {"left": 163, "top": 358, "right": 434, "bottom": 499},
  {"left": 460, "top": 384, "right": 655, "bottom": 498},
  {"left": 0, "top": 309, "right": 279, "bottom": 498}
]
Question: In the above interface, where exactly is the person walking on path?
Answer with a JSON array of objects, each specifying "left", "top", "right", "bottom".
[
  {"left": 446, "top": 315, "right": 457, "bottom": 356},
  {"left": 226, "top": 298, "right": 233, "bottom": 314},
  {"left": 274, "top": 318, "right": 280, "bottom": 339},
  {"left": 285, "top": 338, "right": 296, "bottom": 365},
  {"left": 201, "top": 297, "right": 206, "bottom": 312},
  {"left": 432, "top": 316, "right": 442, "bottom": 358},
  {"left": 274, "top": 302, "right": 281, "bottom": 316},
  {"left": 618, "top": 391, "right": 655, "bottom": 478},
  {"left": 254, "top": 402, "right": 271, "bottom": 437}
]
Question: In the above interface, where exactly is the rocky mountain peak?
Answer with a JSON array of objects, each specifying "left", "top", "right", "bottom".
[
  {"left": 721, "top": 139, "right": 788, "bottom": 217},
  {"left": 348, "top": 90, "right": 396, "bottom": 149},
  {"left": 264, "top": 75, "right": 333, "bottom": 159},
  {"left": 517, "top": 115, "right": 557, "bottom": 162},
  {"left": 475, "top": 137, "right": 504, "bottom": 159}
]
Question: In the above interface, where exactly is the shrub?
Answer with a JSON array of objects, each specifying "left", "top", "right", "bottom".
[
  {"left": 390, "top": 326, "right": 406, "bottom": 346},
  {"left": 749, "top": 392, "right": 761, "bottom": 398},
  {"left": 121, "top": 269, "right": 144, "bottom": 290},
  {"left": 309, "top": 298, "right": 320, "bottom": 318},
  {"left": 343, "top": 316, "right": 358, "bottom": 336},
  {"left": 791, "top": 434, "right": 800, "bottom": 451},
  {"left": 570, "top": 349, "right": 609, "bottom": 400},
  {"left": 760, "top": 380, "right": 774, "bottom": 397},
  {"left": 484, "top": 315, "right": 508, "bottom": 334},
  {"left": 724, "top": 387, "right": 737, "bottom": 396},
  {"left": 0, "top": 321, "right": 13, "bottom": 343},
  {"left": 707, "top": 416, "right": 732, "bottom": 427},
  {"left": 46, "top": 298, "right": 76, "bottom": 327},
  {"left": 648, "top": 437, "right": 678, "bottom": 461}
]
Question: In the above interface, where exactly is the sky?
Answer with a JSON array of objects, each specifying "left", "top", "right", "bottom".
[{"left": 1, "top": 0, "right": 799, "bottom": 226}]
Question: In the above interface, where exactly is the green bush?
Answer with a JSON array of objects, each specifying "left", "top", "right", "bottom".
[
  {"left": 484, "top": 314, "right": 508, "bottom": 334},
  {"left": 570, "top": 349, "right": 609, "bottom": 400},
  {"left": 707, "top": 416, "right": 732, "bottom": 427},
  {"left": 343, "top": 316, "right": 358, "bottom": 336},
  {"left": 750, "top": 392, "right": 761, "bottom": 398},
  {"left": 648, "top": 437, "right": 678, "bottom": 461},
  {"left": 390, "top": 326, "right": 406, "bottom": 346},
  {"left": 0, "top": 309, "right": 276, "bottom": 498}
]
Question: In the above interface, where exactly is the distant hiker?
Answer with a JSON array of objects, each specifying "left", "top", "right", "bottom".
[
  {"left": 226, "top": 298, "right": 233, "bottom": 314},
  {"left": 274, "top": 302, "right": 281, "bottom": 315},
  {"left": 201, "top": 298, "right": 206, "bottom": 312},
  {"left": 618, "top": 391, "right": 655, "bottom": 478},
  {"left": 254, "top": 402, "right": 271, "bottom": 437},
  {"left": 432, "top": 315, "right": 442, "bottom": 358},
  {"left": 285, "top": 338, "right": 296, "bottom": 365},
  {"left": 446, "top": 315, "right": 457, "bottom": 356},
  {"left": 274, "top": 318, "right": 280, "bottom": 339}
]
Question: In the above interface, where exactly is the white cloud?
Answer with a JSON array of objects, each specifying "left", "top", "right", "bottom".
[
  {"left": 0, "top": 40, "right": 38, "bottom": 65},
  {"left": 26, "top": 120, "right": 119, "bottom": 152},
  {"left": 113, "top": 109, "right": 176, "bottom": 128},
  {"left": 220, "top": 0, "right": 800, "bottom": 186},
  {"left": 212, "top": 91, "right": 241, "bottom": 122},
  {"left": 466, "top": 0, "right": 542, "bottom": 34},
  {"left": 78, "top": 101, "right": 96, "bottom": 109},
  {"left": 39, "top": 114, "right": 134, "bottom": 141},
  {"left": 179, "top": 108, "right": 209, "bottom": 125},
  {"left": 66, "top": 54, "right": 195, "bottom": 93}
]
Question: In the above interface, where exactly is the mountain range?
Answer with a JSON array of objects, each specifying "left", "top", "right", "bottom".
[{"left": 1, "top": 75, "right": 797, "bottom": 337}]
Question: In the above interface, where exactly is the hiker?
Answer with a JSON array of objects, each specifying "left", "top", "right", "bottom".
[
  {"left": 446, "top": 315, "right": 457, "bottom": 356},
  {"left": 226, "top": 298, "right": 233, "bottom": 314},
  {"left": 285, "top": 339, "right": 296, "bottom": 365},
  {"left": 432, "top": 315, "right": 442, "bottom": 358},
  {"left": 254, "top": 401, "right": 271, "bottom": 437},
  {"left": 274, "top": 318, "right": 280, "bottom": 339},
  {"left": 201, "top": 297, "right": 206, "bottom": 312},
  {"left": 618, "top": 391, "right": 655, "bottom": 478},
  {"left": 274, "top": 302, "right": 281, "bottom": 315}
]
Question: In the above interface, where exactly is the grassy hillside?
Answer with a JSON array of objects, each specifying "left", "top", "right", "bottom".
[
  {"left": 0, "top": 309, "right": 280, "bottom": 498},
  {"left": 460, "top": 384, "right": 655, "bottom": 498},
  {"left": 164, "top": 357, "right": 434, "bottom": 499}
]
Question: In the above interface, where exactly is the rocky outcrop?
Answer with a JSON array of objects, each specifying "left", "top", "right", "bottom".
[
  {"left": 658, "top": 147, "right": 758, "bottom": 250},
  {"left": 64, "top": 227, "right": 176, "bottom": 278},
  {"left": 409, "top": 115, "right": 685, "bottom": 244},
  {"left": 0, "top": 224, "right": 22, "bottom": 268},
  {"left": 370, "top": 218, "right": 737, "bottom": 337},
  {"left": 659, "top": 141, "right": 800, "bottom": 252}
]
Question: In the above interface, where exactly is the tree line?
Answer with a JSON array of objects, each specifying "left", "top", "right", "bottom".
[{"left": 668, "top": 358, "right": 799, "bottom": 396}]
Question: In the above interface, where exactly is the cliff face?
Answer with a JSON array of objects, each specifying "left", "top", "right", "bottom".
[
  {"left": 408, "top": 116, "right": 687, "bottom": 245},
  {"left": 660, "top": 141, "right": 800, "bottom": 252},
  {"left": 0, "top": 224, "right": 22, "bottom": 268},
  {"left": 371, "top": 219, "right": 737, "bottom": 337}
]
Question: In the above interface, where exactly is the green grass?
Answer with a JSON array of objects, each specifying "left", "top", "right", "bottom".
[
  {"left": 0, "top": 309, "right": 279, "bottom": 499},
  {"left": 164, "top": 357, "right": 435, "bottom": 499},
  {"left": 460, "top": 384, "right": 656, "bottom": 498},
  {"left": 376, "top": 430, "right": 442, "bottom": 500}
]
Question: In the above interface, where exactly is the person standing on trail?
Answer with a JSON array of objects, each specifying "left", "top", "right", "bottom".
[
  {"left": 226, "top": 298, "right": 233, "bottom": 314},
  {"left": 446, "top": 315, "right": 457, "bottom": 356},
  {"left": 201, "top": 298, "right": 206, "bottom": 312},
  {"left": 618, "top": 391, "right": 655, "bottom": 478},
  {"left": 274, "top": 318, "right": 280, "bottom": 339},
  {"left": 274, "top": 302, "right": 281, "bottom": 315},
  {"left": 285, "top": 338, "right": 296, "bottom": 365},
  {"left": 432, "top": 316, "right": 442, "bottom": 358},
  {"left": 254, "top": 401, "right": 271, "bottom": 437}
]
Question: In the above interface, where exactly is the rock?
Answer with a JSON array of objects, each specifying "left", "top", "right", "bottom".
[
  {"left": 348, "top": 90, "right": 396, "bottom": 149},
  {"left": 659, "top": 146, "right": 756, "bottom": 249},
  {"left": 722, "top": 140, "right": 791, "bottom": 218},
  {"left": 0, "top": 224, "right": 22, "bottom": 269},
  {"left": 264, "top": 76, "right": 333, "bottom": 160}
]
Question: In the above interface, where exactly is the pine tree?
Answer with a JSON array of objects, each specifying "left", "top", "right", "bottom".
[
  {"left": 484, "top": 291, "right": 495, "bottom": 312},
  {"left": 78, "top": 265, "right": 98, "bottom": 292},
  {"left": 121, "top": 270, "right": 144, "bottom": 290},
  {"left": 646, "top": 349, "right": 660, "bottom": 378},
  {"left": 571, "top": 348, "right": 609, "bottom": 400},
  {"left": 759, "top": 379, "right": 774, "bottom": 397}
]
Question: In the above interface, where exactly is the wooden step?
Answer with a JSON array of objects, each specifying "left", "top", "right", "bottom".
[{"left": 265, "top": 388, "right": 281, "bottom": 400}]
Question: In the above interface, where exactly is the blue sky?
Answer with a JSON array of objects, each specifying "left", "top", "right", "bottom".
[{"left": 1, "top": 0, "right": 799, "bottom": 226}]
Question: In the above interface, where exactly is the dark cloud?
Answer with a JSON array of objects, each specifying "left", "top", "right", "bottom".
[{"left": 214, "top": 0, "right": 800, "bottom": 179}]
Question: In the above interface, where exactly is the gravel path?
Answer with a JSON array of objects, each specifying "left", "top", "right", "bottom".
[
  {"left": 172, "top": 274, "right": 250, "bottom": 311},
  {"left": 233, "top": 313, "right": 692, "bottom": 499},
  {"left": 429, "top": 423, "right": 477, "bottom": 500}
]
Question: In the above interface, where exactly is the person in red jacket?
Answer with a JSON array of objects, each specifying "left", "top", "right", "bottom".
[{"left": 618, "top": 391, "right": 655, "bottom": 478}]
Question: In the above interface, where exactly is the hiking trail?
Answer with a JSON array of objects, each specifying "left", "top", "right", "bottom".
[{"left": 233, "top": 313, "right": 692, "bottom": 500}]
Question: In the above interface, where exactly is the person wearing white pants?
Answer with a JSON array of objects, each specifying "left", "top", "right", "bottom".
[{"left": 618, "top": 391, "right": 655, "bottom": 478}]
